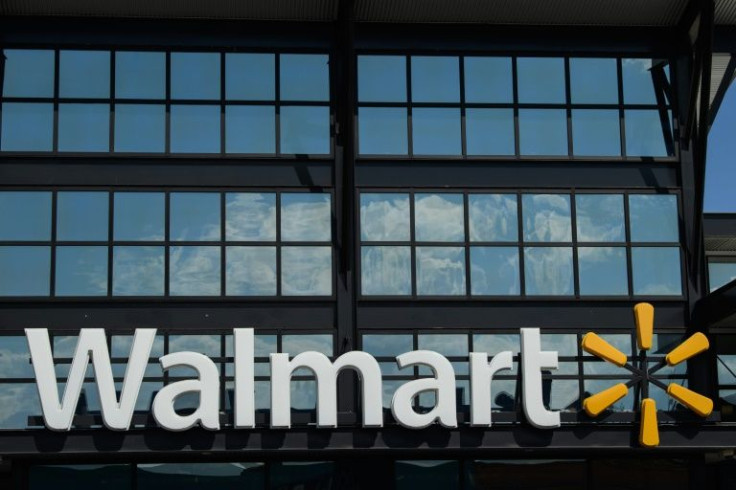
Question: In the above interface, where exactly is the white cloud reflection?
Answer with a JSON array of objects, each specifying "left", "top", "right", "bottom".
[
  {"left": 414, "top": 194, "right": 464, "bottom": 242},
  {"left": 470, "top": 247, "right": 519, "bottom": 295},
  {"left": 522, "top": 194, "right": 571, "bottom": 242},
  {"left": 361, "top": 246, "right": 411, "bottom": 295},
  {"left": 416, "top": 246, "right": 466, "bottom": 295},
  {"left": 281, "top": 194, "right": 331, "bottom": 242},
  {"left": 113, "top": 246, "right": 165, "bottom": 296},
  {"left": 469, "top": 194, "right": 517, "bottom": 242},
  {"left": 281, "top": 246, "right": 332, "bottom": 296},
  {"left": 575, "top": 195, "right": 625, "bottom": 242},
  {"left": 226, "top": 246, "right": 276, "bottom": 296},
  {"left": 169, "top": 246, "right": 220, "bottom": 296},
  {"left": 524, "top": 247, "right": 573, "bottom": 295},
  {"left": 360, "top": 193, "right": 410, "bottom": 241},
  {"left": 225, "top": 193, "right": 276, "bottom": 241},
  {"left": 0, "top": 384, "right": 39, "bottom": 428}
]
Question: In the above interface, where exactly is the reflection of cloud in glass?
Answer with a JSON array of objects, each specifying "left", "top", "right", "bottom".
[
  {"left": 361, "top": 246, "right": 411, "bottom": 296},
  {"left": 281, "top": 246, "right": 332, "bottom": 296},
  {"left": 629, "top": 194, "right": 678, "bottom": 242},
  {"left": 282, "top": 335, "right": 333, "bottom": 356},
  {"left": 575, "top": 194, "right": 625, "bottom": 242},
  {"left": 549, "top": 379, "right": 579, "bottom": 411},
  {"left": 522, "top": 194, "right": 571, "bottom": 242},
  {"left": 416, "top": 247, "right": 466, "bottom": 295},
  {"left": 113, "top": 246, "right": 165, "bottom": 296},
  {"left": 113, "top": 193, "right": 165, "bottom": 241},
  {"left": 111, "top": 335, "right": 165, "bottom": 358},
  {"left": 281, "top": 194, "right": 331, "bottom": 242},
  {"left": 169, "top": 246, "right": 220, "bottom": 296},
  {"left": 0, "top": 337, "right": 33, "bottom": 378},
  {"left": 468, "top": 194, "right": 517, "bottom": 242},
  {"left": 577, "top": 246, "right": 628, "bottom": 296},
  {"left": 0, "top": 384, "right": 39, "bottom": 428},
  {"left": 362, "top": 334, "right": 413, "bottom": 357},
  {"left": 169, "top": 193, "right": 220, "bottom": 241},
  {"left": 523, "top": 247, "right": 573, "bottom": 295},
  {"left": 414, "top": 194, "right": 465, "bottom": 242},
  {"left": 631, "top": 246, "right": 682, "bottom": 296},
  {"left": 541, "top": 334, "right": 577, "bottom": 356},
  {"left": 291, "top": 380, "right": 317, "bottom": 409},
  {"left": 473, "top": 334, "right": 519, "bottom": 355},
  {"left": 226, "top": 246, "right": 276, "bottom": 296},
  {"left": 360, "top": 193, "right": 410, "bottom": 241},
  {"left": 55, "top": 246, "right": 108, "bottom": 296},
  {"left": 470, "top": 247, "right": 519, "bottom": 295},
  {"left": 418, "top": 334, "right": 467, "bottom": 356},
  {"left": 225, "top": 193, "right": 276, "bottom": 241},
  {"left": 169, "top": 335, "right": 221, "bottom": 357}
]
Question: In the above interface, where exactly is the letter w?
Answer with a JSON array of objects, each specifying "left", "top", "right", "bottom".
[{"left": 25, "top": 328, "right": 156, "bottom": 431}]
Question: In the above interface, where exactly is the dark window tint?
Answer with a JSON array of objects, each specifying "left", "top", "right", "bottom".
[{"left": 30, "top": 465, "right": 132, "bottom": 490}]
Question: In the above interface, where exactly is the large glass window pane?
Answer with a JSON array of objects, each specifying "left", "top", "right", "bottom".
[
  {"left": 468, "top": 194, "right": 517, "bottom": 242},
  {"left": 358, "top": 107, "right": 408, "bottom": 155},
  {"left": 138, "top": 463, "right": 264, "bottom": 490},
  {"left": 280, "top": 54, "right": 329, "bottom": 102},
  {"left": 632, "top": 246, "right": 682, "bottom": 296},
  {"left": 170, "top": 246, "right": 221, "bottom": 296},
  {"left": 0, "top": 192, "right": 51, "bottom": 240},
  {"left": 112, "top": 246, "right": 164, "bottom": 296},
  {"left": 0, "top": 103, "right": 54, "bottom": 151},
  {"left": 57, "top": 192, "right": 109, "bottom": 241},
  {"left": 578, "top": 247, "right": 628, "bottom": 296},
  {"left": 464, "top": 57, "right": 513, "bottom": 103},
  {"left": 225, "top": 105, "right": 275, "bottom": 154},
  {"left": 466, "top": 109, "right": 515, "bottom": 155},
  {"left": 466, "top": 460, "right": 586, "bottom": 490},
  {"left": 396, "top": 461, "right": 459, "bottom": 490},
  {"left": 625, "top": 110, "right": 673, "bottom": 157},
  {"left": 226, "top": 246, "right": 276, "bottom": 296},
  {"left": 522, "top": 194, "right": 572, "bottom": 242},
  {"left": 361, "top": 246, "right": 411, "bottom": 296},
  {"left": 31, "top": 465, "right": 132, "bottom": 490},
  {"left": 517, "top": 57, "right": 565, "bottom": 103},
  {"left": 524, "top": 247, "right": 574, "bottom": 296},
  {"left": 269, "top": 461, "right": 334, "bottom": 490},
  {"left": 281, "top": 246, "right": 332, "bottom": 296},
  {"left": 115, "top": 51, "right": 165, "bottom": 99},
  {"left": 59, "top": 50, "right": 110, "bottom": 98},
  {"left": 572, "top": 109, "right": 621, "bottom": 156},
  {"left": 225, "top": 193, "right": 276, "bottom": 241},
  {"left": 570, "top": 58, "right": 619, "bottom": 104},
  {"left": 2, "top": 49, "right": 55, "bottom": 97},
  {"left": 518, "top": 109, "right": 568, "bottom": 156},
  {"left": 114, "top": 192, "right": 165, "bottom": 241},
  {"left": 412, "top": 108, "right": 461, "bottom": 156},
  {"left": 629, "top": 194, "right": 679, "bottom": 242},
  {"left": 170, "top": 193, "right": 221, "bottom": 241},
  {"left": 470, "top": 247, "right": 520, "bottom": 295},
  {"left": 415, "top": 193, "right": 464, "bottom": 242},
  {"left": 114, "top": 104, "right": 165, "bottom": 153},
  {"left": 170, "top": 105, "right": 221, "bottom": 154},
  {"left": 576, "top": 194, "right": 625, "bottom": 242},
  {"left": 710, "top": 262, "right": 736, "bottom": 291},
  {"left": 170, "top": 52, "right": 220, "bottom": 100},
  {"left": 623, "top": 59, "right": 669, "bottom": 104},
  {"left": 280, "top": 106, "right": 330, "bottom": 155},
  {"left": 360, "top": 193, "right": 410, "bottom": 242},
  {"left": 411, "top": 56, "right": 460, "bottom": 103},
  {"left": 226, "top": 53, "right": 275, "bottom": 101},
  {"left": 358, "top": 55, "right": 406, "bottom": 102},
  {"left": 281, "top": 193, "right": 331, "bottom": 242},
  {"left": 0, "top": 246, "right": 49, "bottom": 296},
  {"left": 58, "top": 104, "right": 110, "bottom": 152},
  {"left": 416, "top": 246, "right": 466, "bottom": 296},
  {"left": 55, "top": 246, "right": 108, "bottom": 296}
]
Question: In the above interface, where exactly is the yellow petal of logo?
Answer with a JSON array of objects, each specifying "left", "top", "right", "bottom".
[{"left": 581, "top": 302, "right": 712, "bottom": 448}]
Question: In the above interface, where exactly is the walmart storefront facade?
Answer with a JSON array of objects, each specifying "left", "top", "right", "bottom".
[{"left": 3, "top": 1, "right": 736, "bottom": 488}]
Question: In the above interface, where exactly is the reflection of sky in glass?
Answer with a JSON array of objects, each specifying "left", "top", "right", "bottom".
[
  {"left": 575, "top": 194, "right": 625, "bottom": 242},
  {"left": 524, "top": 247, "right": 573, "bottom": 296},
  {"left": 114, "top": 104, "right": 166, "bottom": 153},
  {"left": 225, "top": 193, "right": 276, "bottom": 241},
  {"left": 517, "top": 58, "right": 565, "bottom": 103},
  {"left": 115, "top": 51, "right": 165, "bottom": 99},
  {"left": 362, "top": 335, "right": 413, "bottom": 357},
  {"left": 572, "top": 110, "right": 621, "bottom": 157},
  {"left": 469, "top": 194, "right": 517, "bottom": 242},
  {"left": 57, "top": 192, "right": 109, "bottom": 241},
  {"left": 411, "top": 56, "right": 460, "bottom": 103},
  {"left": 113, "top": 246, "right": 165, "bottom": 296},
  {"left": 584, "top": 333, "right": 631, "bottom": 374},
  {"left": 473, "top": 334, "right": 519, "bottom": 355},
  {"left": 632, "top": 247, "right": 682, "bottom": 296},
  {"left": 170, "top": 193, "right": 221, "bottom": 241},
  {"left": 548, "top": 380, "right": 579, "bottom": 411},
  {"left": 112, "top": 334, "right": 164, "bottom": 357},
  {"left": 412, "top": 108, "right": 461, "bottom": 156},
  {"left": 418, "top": 334, "right": 467, "bottom": 356},
  {"left": 709, "top": 262, "right": 736, "bottom": 291},
  {"left": 0, "top": 192, "right": 51, "bottom": 240},
  {"left": 283, "top": 335, "right": 333, "bottom": 356},
  {"left": 55, "top": 246, "right": 108, "bottom": 296},
  {"left": 170, "top": 53, "right": 220, "bottom": 100},
  {"left": 625, "top": 110, "right": 672, "bottom": 157},
  {"left": 169, "top": 246, "right": 221, "bottom": 296},
  {"left": 541, "top": 334, "right": 578, "bottom": 356},
  {"left": 360, "top": 193, "right": 410, "bottom": 242},
  {"left": 416, "top": 246, "right": 466, "bottom": 296},
  {"left": 569, "top": 58, "right": 618, "bottom": 104},
  {"left": 718, "top": 355, "right": 736, "bottom": 384},
  {"left": 651, "top": 333, "right": 687, "bottom": 375},
  {"left": 0, "top": 103, "right": 54, "bottom": 151},
  {"left": 226, "top": 53, "right": 275, "bottom": 101},
  {"left": 361, "top": 246, "right": 411, "bottom": 296},
  {"left": 578, "top": 247, "right": 628, "bottom": 296},
  {"left": 170, "top": 105, "right": 221, "bottom": 154},
  {"left": 0, "top": 337, "right": 34, "bottom": 378},
  {"left": 584, "top": 379, "right": 634, "bottom": 411},
  {"left": 225, "top": 105, "right": 275, "bottom": 154},
  {"left": 519, "top": 109, "right": 568, "bottom": 156},
  {"left": 59, "top": 50, "right": 110, "bottom": 98},
  {"left": 0, "top": 384, "right": 40, "bottom": 429},
  {"left": 465, "top": 109, "right": 515, "bottom": 156},
  {"left": 226, "top": 246, "right": 276, "bottom": 296},
  {"left": 280, "top": 106, "right": 330, "bottom": 155},
  {"left": 415, "top": 194, "right": 464, "bottom": 242},
  {"left": 470, "top": 247, "right": 519, "bottom": 296},
  {"left": 622, "top": 59, "right": 667, "bottom": 104},
  {"left": 114, "top": 193, "right": 165, "bottom": 241},
  {"left": 358, "top": 107, "right": 408, "bottom": 155},
  {"left": 280, "top": 54, "right": 329, "bottom": 102},
  {"left": 58, "top": 104, "right": 110, "bottom": 152},
  {"left": 464, "top": 57, "right": 512, "bottom": 103},
  {"left": 358, "top": 55, "right": 406, "bottom": 102},
  {"left": 281, "top": 246, "right": 332, "bottom": 296},
  {"left": 2, "top": 49, "right": 55, "bottom": 97},
  {"left": 170, "top": 334, "right": 221, "bottom": 357},
  {"left": 0, "top": 246, "right": 49, "bottom": 296},
  {"left": 629, "top": 194, "right": 679, "bottom": 242},
  {"left": 650, "top": 379, "right": 687, "bottom": 412},
  {"left": 281, "top": 193, "right": 331, "bottom": 242},
  {"left": 522, "top": 194, "right": 571, "bottom": 242}
]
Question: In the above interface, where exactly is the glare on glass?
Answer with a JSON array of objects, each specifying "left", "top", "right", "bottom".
[
  {"left": 280, "top": 54, "right": 329, "bottom": 102},
  {"left": 226, "top": 246, "right": 277, "bottom": 296},
  {"left": 170, "top": 105, "right": 221, "bottom": 153},
  {"left": 225, "top": 53, "right": 275, "bottom": 100},
  {"left": 709, "top": 262, "right": 736, "bottom": 292},
  {"left": 170, "top": 52, "right": 220, "bottom": 100},
  {"left": 358, "top": 107, "right": 408, "bottom": 155},
  {"left": 519, "top": 109, "right": 568, "bottom": 156},
  {"left": 575, "top": 194, "right": 625, "bottom": 242},
  {"left": 59, "top": 50, "right": 110, "bottom": 98},
  {"left": 281, "top": 193, "right": 331, "bottom": 242},
  {"left": 571, "top": 110, "right": 621, "bottom": 157},
  {"left": 360, "top": 193, "right": 410, "bottom": 242},
  {"left": 470, "top": 247, "right": 520, "bottom": 295},
  {"left": 416, "top": 246, "right": 466, "bottom": 296},
  {"left": 358, "top": 55, "right": 406, "bottom": 102},
  {"left": 225, "top": 105, "right": 275, "bottom": 154},
  {"left": 115, "top": 51, "right": 166, "bottom": 99},
  {"left": 57, "top": 104, "right": 110, "bottom": 152},
  {"left": 465, "top": 109, "right": 515, "bottom": 156},
  {"left": 522, "top": 194, "right": 572, "bottom": 242},
  {"left": 632, "top": 246, "right": 682, "bottom": 296},
  {"left": 524, "top": 247, "right": 574, "bottom": 296},
  {"left": 569, "top": 58, "right": 618, "bottom": 104},
  {"left": 57, "top": 192, "right": 109, "bottom": 241},
  {"left": 628, "top": 194, "right": 679, "bottom": 242},
  {"left": 2, "top": 49, "right": 55, "bottom": 97},
  {"left": 464, "top": 57, "right": 513, "bottom": 103},
  {"left": 361, "top": 246, "right": 411, "bottom": 296},
  {"left": 169, "top": 246, "right": 221, "bottom": 296},
  {"left": 517, "top": 57, "right": 565, "bottom": 103},
  {"left": 55, "top": 246, "right": 108, "bottom": 296},
  {"left": 114, "top": 104, "right": 166, "bottom": 153},
  {"left": 362, "top": 334, "right": 413, "bottom": 357},
  {"left": 411, "top": 56, "right": 460, "bottom": 103},
  {"left": 114, "top": 193, "right": 165, "bottom": 241},
  {"left": 112, "top": 246, "right": 164, "bottom": 296},
  {"left": 0, "top": 192, "right": 51, "bottom": 240},
  {"left": 577, "top": 247, "right": 628, "bottom": 296},
  {"left": 0, "top": 103, "right": 54, "bottom": 151},
  {"left": 0, "top": 246, "right": 50, "bottom": 296},
  {"left": 415, "top": 193, "right": 465, "bottom": 242},
  {"left": 624, "top": 110, "right": 672, "bottom": 157},
  {"left": 281, "top": 246, "right": 332, "bottom": 296},
  {"left": 280, "top": 106, "right": 330, "bottom": 154},
  {"left": 468, "top": 194, "right": 518, "bottom": 242},
  {"left": 225, "top": 193, "right": 276, "bottom": 241},
  {"left": 623, "top": 59, "right": 669, "bottom": 105},
  {"left": 170, "top": 193, "right": 221, "bottom": 241},
  {"left": 412, "top": 108, "right": 461, "bottom": 156}
]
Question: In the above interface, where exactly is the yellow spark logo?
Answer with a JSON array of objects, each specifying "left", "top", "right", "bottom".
[{"left": 581, "top": 303, "right": 712, "bottom": 448}]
